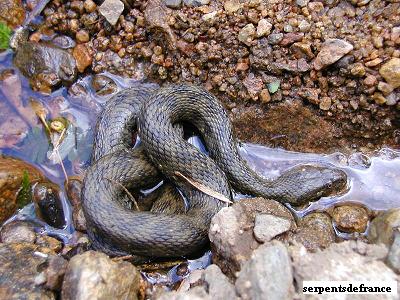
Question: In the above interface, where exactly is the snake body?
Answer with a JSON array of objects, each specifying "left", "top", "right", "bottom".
[{"left": 82, "top": 84, "right": 347, "bottom": 258}]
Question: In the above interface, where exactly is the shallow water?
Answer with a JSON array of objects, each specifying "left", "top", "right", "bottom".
[{"left": 1, "top": 47, "right": 400, "bottom": 285}]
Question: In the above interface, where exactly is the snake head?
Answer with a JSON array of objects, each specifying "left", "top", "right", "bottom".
[{"left": 280, "top": 165, "right": 348, "bottom": 206}]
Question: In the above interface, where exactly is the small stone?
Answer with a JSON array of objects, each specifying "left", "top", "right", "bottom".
[
  {"left": 372, "top": 36, "right": 383, "bottom": 48},
  {"left": 99, "top": 0, "right": 124, "bottom": 26},
  {"left": 83, "top": 0, "right": 96, "bottom": 13},
  {"left": 298, "top": 87, "right": 320, "bottom": 105},
  {"left": 267, "top": 33, "right": 283, "bottom": 45},
  {"left": 260, "top": 89, "right": 271, "bottom": 103},
  {"left": 387, "top": 230, "right": 400, "bottom": 273},
  {"left": 332, "top": 205, "right": 369, "bottom": 233},
  {"left": 296, "top": 0, "right": 310, "bottom": 7},
  {"left": 165, "top": 0, "right": 182, "bottom": 8},
  {"left": 236, "top": 62, "right": 249, "bottom": 72},
  {"left": 372, "top": 92, "right": 387, "bottom": 105},
  {"left": 363, "top": 74, "right": 377, "bottom": 87},
  {"left": 279, "top": 32, "right": 304, "bottom": 47},
  {"left": 283, "top": 24, "right": 293, "bottom": 33},
  {"left": 391, "top": 27, "right": 400, "bottom": 43},
  {"left": 224, "top": 0, "right": 242, "bottom": 13},
  {"left": 319, "top": 96, "right": 331, "bottom": 110},
  {"left": 73, "top": 44, "right": 92, "bottom": 73},
  {"left": 349, "top": 99, "right": 359, "bottom": 110},
  {"left": 350, "top": 63, "right": 366, "bottom": 77},
  {"left": 298, "top": 20, "right": 311, "bottom": 32},
  {"left": 243, "top": 73, "right": 263, "bottom": 100},
  {"left": 202, "top": 265, "right": 236, "bottom": 299},
  {"left": 253, "top": 214, "right": 291, "bottom": 242},
  {"left": 314, "top": 39, "right": 354, "bottom": 70},
  {"left": 202, "top": 11, "right": 217, "bottom": 22},
  {"left": 238, "top": 24, "right": 256, "bottom": 46},
  {"left": 379, "top": 58, "right": 400, "bottom": 88},
  {"left": 378, "top": 81, "right": 394, "bottom": 96},
  {"left": 256, "top": 19, "right": 272, "bottom": 37},
  {"left": 386, "top": 93, "right": 398, "bottom": 106},
  {"left": 290, "top": 42, "right": 314, "bottom": 59},
  {"left": 365, "top": 58, "right": 383, "bottom": 67},
  {"left": 236, "top": 241, "right": 294, "bottom": 300},
  {"left": 183, "top": 0, "right": 210, "bottom": 7}
]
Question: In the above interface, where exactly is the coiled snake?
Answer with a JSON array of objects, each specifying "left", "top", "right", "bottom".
[{"left": 82, "top": 84, "right": 347, "bottom": 259}]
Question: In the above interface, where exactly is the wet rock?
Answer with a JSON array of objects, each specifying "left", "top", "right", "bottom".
[
  {"left": 99, "top": 0, "right": 124, "bottom": 26},
  {"left": 0, "top": 0, "right": 25, "bottom": 28},
  {"left": 379, "top": 58, "right": 400, "bottom": 89},
  {"left": 387, "top": 230, "right": 400, "bottom": 273},
  {"left": 91, "top": 74, "right": 118, "bottom": 96},
  {"left": 52, "top": 35, "right": 76, "bottom": 49},
  {"left": 202, "top": 264, "right": 236, "bottom": 299},
  {"left": 0, "top": 155, "right": 45, "bottom": 224},
  {"left": 256, "top": 19, "right": 272, "bottom": 37},
  {"left": 14, "top": 42, "right": 77, "bottom": 92},
  {"left": 209, "top": 197, "right": 295, "bottom": 277},
  {"left": 314, "top": 39, "right": 354, "bottom": 70},
  {"left": 35, "top": 235, "right": 63, "bottom": 254},
  {"left": 238, "top": 24, "right": 256, "bottom": 46},
  {"left": 73, "top": 44, "right": 93, "bottom": 73},
  {"left": 165, "top": 0, "right": 182, "bottom": 8},
  {"left": 61, "top": 251, "right": 142, "bottom": 300},
  {"left": 0, "top": 220, "right": 36, "bottom": 244},
  {"left": 331, "top": 205, "right": 369, "bottom": 233},
  {"left": 157, "top": 286, "right": 210, "bottom": 300},
  {"left": 292, "top": 212, "right": 336, "bottom": 252},
  {"left": 368, "top": 209, "right": 400, "bottom": 246},
  {"left": 235, "top": 241, "right": 294, "bottom": 300},
  {"left": 66, "top": 178, "right": 86, "bottom": 231},
  {"left": 0, "top": 243, "right": 56, "bottom": 299},
  {"left": 253, "top": 214, "right": 291, "bottom": 243},
  {"left": 291, "top": 241, "right": 396, "bottom": 298}
]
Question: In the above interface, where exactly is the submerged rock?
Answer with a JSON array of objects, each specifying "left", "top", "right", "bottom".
[
  {"left": 14, "top": 42, "right": 77, "bottom": 93},
  {"left": 209, "top": 197, "right": 295, "bottom": 277},
  {"left": 368, "top": 209, "right": 400, "bottom": 246},
  {"left": 235, "top": 241, "right": 294, "bottom": 300},
  {"left": 61, "top": 251, "right": 142, "bottom": 300}
]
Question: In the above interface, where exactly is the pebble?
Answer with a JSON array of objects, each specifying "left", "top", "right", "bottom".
[
  {"left": 76, "top": 30, "right": 90, "bottom": 43},
  {"left": 332, "top": 205, "right": 369, "bottom": 233},
  {"left": 83, "top": 0, "right": 97, "bottom": 13},
  {"left": 379, "top": 58, "right": 400, "bottom": 89},
  {"left": 363, "top": 74, "right": 377, "bottom": 87},
  {"left": 296, "top": 0, "right": 310, "bottom": 7},
  {"left": 378, "top": 81, "right": 394, "bottom": 96},
  {"left": 372, "top": 92, "right": 387, "bottom": 105},
  {"left": 350, "top": 63, "right": 366, "bottom": 77},
  {"left": 256, "top": 19, "right": 272, "bottom": 37},
  {"left": 99, "top": 0, "right": 124, "bottom": 26},
  {"left": 238, "top": 24, "right": 256, "bottom": 46},
  {"left": 224, "top": 0, "right": 242, "bottom": 13},
  {"left": 267, "top": 33, "right": 284, "bottom": 45},
  {"left": 183, "top": 0, "right": 210, "bottom": 7},
  {"left": 253, "top": 214, "right": 291, "bottom": 243},
  {"left": 165, "top": 0, "right": 182, "bottom": 8},
  {"left": 290, "top": 42, "right": 314, "bottom": 59},
  {"left": 365, "top": 58, "right": 382, "bottom": 67},
  {"left": 259, "top": 89, "right": 271, "bottom": 103},
  {"left": 298, "top": 20, "right": 311, "bottom": 32},
  {"left": 319, "top": 96, "right": 331, "bottom": 110},
  {"left": 314, "top": 39, "right": 354, "bottom": 70},
  {"left": 73, "top": 44, "right": 92, "bottom": 73}
]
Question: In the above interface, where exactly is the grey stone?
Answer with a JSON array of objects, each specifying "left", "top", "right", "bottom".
[
  {"left": 253, "top": 214, "right": 291, "bottom": 242},
  {"left": 99, "top": 0, "right": 124, "bottom": 26},
  {"left": 165, "top": 0, "right": 182, "bottom": 8},
  {"left": 298, "top": 20, "right": 311, "bottom": 32},
  {"left": 203, "top": 265, "right": 237, "bottom": 300},
  {"left": 256, "top": 19, "right": 272, "bottom": 37},
  {"left": 157, "top": 286, "right": 211, "bottom": 300},
  {"left": 61, "top": 251, "right": 141, "bottom": 300},
  {"left": 296, "top": 0, "right": 310, "bottom": 7},
  {"left": 235, "top": 241, "right": 294, "bottom": 300},
  {"left": 0, "top": 220, "right": 36, "bottom": 244},
  {"left": 183, "top": 0, "right": 209, "bottom": 7},
  {"left": 238, "top": 24, "right": 256, "bottom": 46},
  {"left": 267, "top": 33, "right": 284, "bottom": 45}
]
